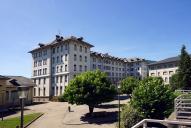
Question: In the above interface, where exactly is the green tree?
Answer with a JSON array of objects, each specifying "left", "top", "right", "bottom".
[
  {"left": 63, "top": 70, "right": 116, "bottom": 115},
  {"left": 130, "top": 77, "right": 175, "bottom": 119},
  {"left": 120, "top": 76, "right": 139, "bottom": 95},
  {"left": 177, "top": 45, "right": 191, "bottom": 89},
  {"left": 169, "top": 73, "right": 180, "bottom": 90}
]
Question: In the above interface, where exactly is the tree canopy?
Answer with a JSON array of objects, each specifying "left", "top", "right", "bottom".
[
  {"left": 120, "top": 76, "right": 139, "bottom": 95},
  {"left": 130, "top": 77, "right": 175, "bottom": 119},
  {"left": 177, "top": 45, "right": 191, "bottom": 89},
  {"left": 63, "top": 70, "right": 116, "bottom": 114}
]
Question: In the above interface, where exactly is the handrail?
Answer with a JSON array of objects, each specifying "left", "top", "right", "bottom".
[{"left": 131, "top": 119, "right": 191, "bottom": 128}]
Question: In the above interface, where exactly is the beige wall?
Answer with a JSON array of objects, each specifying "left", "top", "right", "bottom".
[
  {"left": 0, "top": 79, "right": 6, "bottom": 107},
  {"left": 149, "top": 62, "right": 178, "bottom": 84}
]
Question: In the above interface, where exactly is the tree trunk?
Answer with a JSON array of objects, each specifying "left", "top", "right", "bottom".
[{"left": 88, "top": 106, "right": 94, "bottom": 115}]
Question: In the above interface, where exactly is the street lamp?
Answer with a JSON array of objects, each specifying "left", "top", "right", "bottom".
[
  {"left": 18, "top": 86, "right": 29, "bottom": 128},
  {"left": 117, "top": 81, "right": 121, "bottom": 128}
]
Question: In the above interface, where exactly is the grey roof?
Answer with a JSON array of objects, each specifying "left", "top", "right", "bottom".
[
  {"left": 6, "top": 76, "right": 35, "bottom": 87},
  {"left": 148, "top": 56, "right": 180, "bottom": 66},
  {"left": 90, "top": 51, "right": 124, "bottom": 61},
  {"left": 90, "top": 51, "right": 150, "bottom": 63},
  {"left": 29, "top": 35, "right": 94, "bottom": 53}
]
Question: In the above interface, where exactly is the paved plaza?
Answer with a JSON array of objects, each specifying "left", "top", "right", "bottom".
[{"left": 5, "top": 96, "right": 129, "bottom": 128}]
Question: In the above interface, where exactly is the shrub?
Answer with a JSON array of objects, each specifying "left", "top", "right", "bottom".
[{"left": 120, "top": 104, "right": 143, "bottom": 128}]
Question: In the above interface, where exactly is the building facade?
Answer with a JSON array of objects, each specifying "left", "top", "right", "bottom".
[
  {"left": 30, "top": 35, "right": 151, "bottom": 100},
  {"left": 148, "top": 56, "right": 179, "bottom": 84}
]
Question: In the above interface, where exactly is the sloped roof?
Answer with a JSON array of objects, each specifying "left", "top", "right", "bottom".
[
  {"left": 29, "top": 35, "right": 94, "bottom": 53},
  {"left": 6, "top": 76, "right": 35, "bottom": 87},
  {"left": 148, "top": 56, "right": 180, "bottom": 66}
]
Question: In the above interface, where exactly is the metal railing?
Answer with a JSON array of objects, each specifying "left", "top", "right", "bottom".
[
  {"left": 131, "top": 119, "right": 191, "bottom": 128},
  {"left": 132, "top": 90, "right": 191, "bottom": 128}
]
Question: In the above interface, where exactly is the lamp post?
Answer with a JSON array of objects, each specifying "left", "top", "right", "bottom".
[
  {"left": 18, "top": 86, "right": 29, "bottom": 128},
  {"left": 117, "top": 81, "right": 121, "bottom": 128}
]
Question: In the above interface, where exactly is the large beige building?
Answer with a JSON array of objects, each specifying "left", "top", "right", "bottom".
[
  {"left": 148, "top": 56, "right": 179, "bottom": 84},
  {"left": 29, "top": 35, "right": 151, "bottom": 100}
]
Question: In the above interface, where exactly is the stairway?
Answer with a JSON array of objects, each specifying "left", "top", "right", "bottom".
[{"left": 175, "top": 90, "right": 191, "bottom": 121}]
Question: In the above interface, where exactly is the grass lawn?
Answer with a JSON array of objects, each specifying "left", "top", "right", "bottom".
[{"left": 0, "top": 113, "right": 42, "bottom": 128}]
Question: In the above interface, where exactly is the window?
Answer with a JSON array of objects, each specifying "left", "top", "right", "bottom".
[
  {"left": 85, "top": 47, "right": 87, "bottom": 53},
  {"left": 74, "top": 44, "right": 77, "bottom": 51},
  {"left": 43, "top": 59, "right": 47, "bottom": 65},
  {"left": 60, "top": 86, "right": 63, "bottom": 95},
  {"left": 65, "top": 44, "right": 68, "bottom": 50},
  {"left": 60, "top": 66, "right": 63, "bottom": 72},
  {"left": 80, "top": 55, "right": 82, "bottom": 61},
  {"left": 65, "top": 54, "right": 67, "bottom": 61},
  {"left": 163, "top": 71, "right": 167, "bottom": 75},
  {"left": 52, "top": 48, "right": 55, "bottom": 54},
  {"left": 65, "top": 65, "right": 67, "bottom": 71},
  {"left": 44, "top": 68, "right": 47, "bottom": 75},
  {"left": 43, "top": 50, "right": 47, "bottom": 56},
  {"left": 74, "top": 64, "right": 76, "bottom": 71},
  {"left": 158, "top": 72, "right": 160, "bottom": 76},
  {"left": 61, "top": 55, "right": 63, "bottom": 62},
  {"left": 39, "top": 69, "right": 42, "bottom": 75},
  {"left": 85, "top": 56, "right": 87, "bottom": 62},
  {"left": 65, "top": 75, "right": 67, "bottom": 82},
  {"left": 34, "top": 61, "right": 37, "bottom": 67},
  {"left": 85, "top": 66, "right": 87, "bottom": 71},
  {"left": 43, "top": 69, "right": 45, "bottom": 75},
  {"left": 74, "top": 54, "right": 77, "bottom": 61},
  {"left": 34, "top": 88, "right": 36, "bottom": 96},
  {"left": 43, "top": 78, "right": 46, "bottom": 84},
  {"left": 43, "top": 87, "right": 46, "bottom": 96},
  {"left": 164, "top": 77, "right": 168, "bottom": 82},
  {"left": 33, "top": 79, "right": 36, "bottom": 84},
  {"left": 39, "top": 51, "right": 42, "bottom": 57},
  {"left": 60, "top": 76, "right": 62, "bottom": 83},
  {"left": 61, "top": 45, "right": 63, "bottom": 52},
  {"left": 151, "top": 73, "right": 155, "bottom": 76},
  {"left": 79, "top": 65, "right": 82, "bottom": 71},
  {"left": 38, "top": 78, "right": 41, "bottom": 85},
  {"left": 80, "top": 46, "right": 82, "bottom": 52},
  {"left": 93, "top": 58, "right": 96, "bottom": 62},
  {"left": 169, "top": 71, "right": 174, "bottom": 75},
  {"left": 56, "top": 66, "right": 59, "bottom": 73},
  {"left": 38, "top": 60, "right": 42, "bottom": 66},
  {"left": 93, "top": 64, "right": 96, "bottom": 69},
  {"left": 57, "top": 46, "right": 59, "bottom": 53},
  {"left": 57, "top": 56, "right": 59, "bottom": 63},
  {"left": 56, "top": 86, "right": 58, "bottom": 96}
]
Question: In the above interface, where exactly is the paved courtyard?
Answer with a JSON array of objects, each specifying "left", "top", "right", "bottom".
[{"left": 5, "top": 96, "right": 129, "bottom": 128}]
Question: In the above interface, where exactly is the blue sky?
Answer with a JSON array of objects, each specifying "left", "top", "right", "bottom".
[{"left": 0, "top": 0, "right": 191, "bottom": 77}]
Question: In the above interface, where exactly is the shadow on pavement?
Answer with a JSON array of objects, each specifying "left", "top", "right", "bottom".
[{"left": 80, "top": 111, "right": 118, "bottom": 125}]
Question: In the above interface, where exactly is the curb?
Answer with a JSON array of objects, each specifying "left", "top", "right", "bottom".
[{"left": 24, "top": 113, "right": 44, "bottom": 128}]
